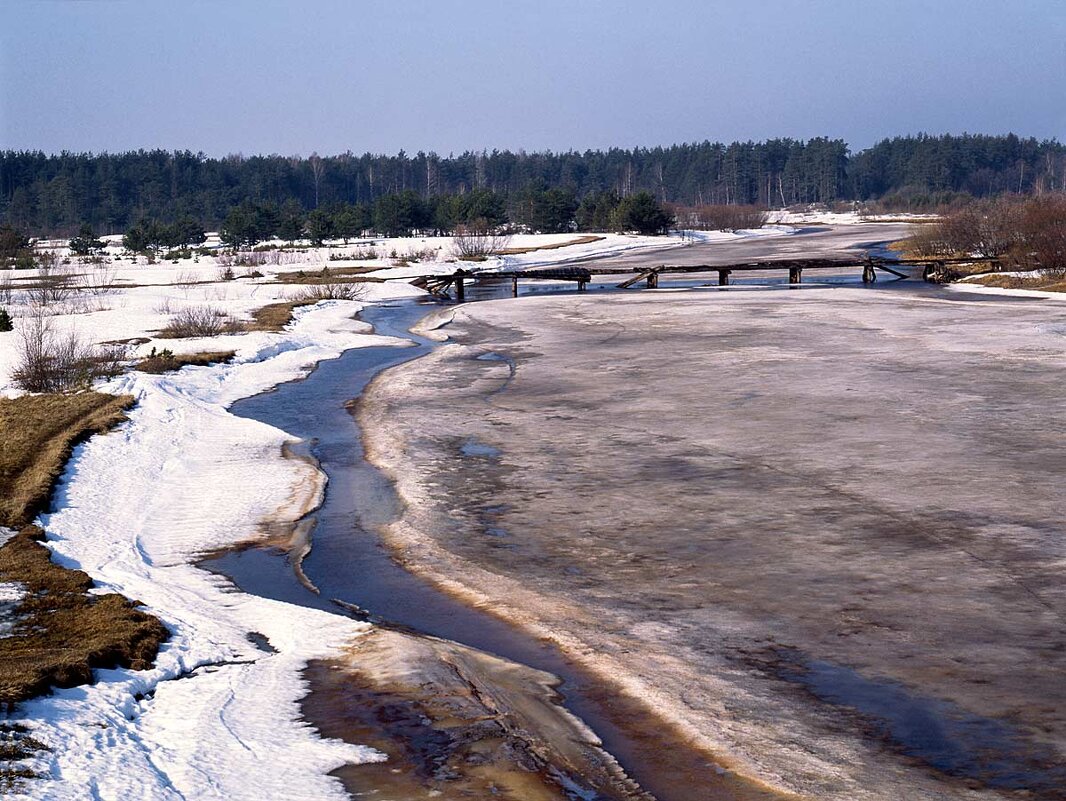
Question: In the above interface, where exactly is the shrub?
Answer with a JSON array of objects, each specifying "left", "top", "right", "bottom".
[
  {"left": 12, "top": 314, "right": 121, "bottom": 393},
  {"left": 688, "top": 204, "right": 768, "bottom": 232},
  {"left": 453, "top": 219, "right": 511, "bottom": 260},
  {"left": 159, "top": 306, "right": 244, "bottom": 338},
  {"left": 294, "top": 283, "right": 369, "bottom": 302},
  {"left": 906, "top": 195, "right": 1066, "bottom": 270},
  {"left": 1017, "top": 195, "right": 1066, "bottom": 273},
  {"left": 0, "top": 308, "right": 12, "bottom": 332}
]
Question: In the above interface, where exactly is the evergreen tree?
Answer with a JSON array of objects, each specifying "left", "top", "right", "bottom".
[
  {"left": 373, "top": 190, "right": 427, "bottom": 237},
  {"left": 0, "top": 224, "right": 30, "bottom": 259},
  {"left": 122, "top": 221, "right": 150, "bottom": 252},
  {"left": 69, "top": 223, "right": 105, "bottom": 255},
  {"left": 331, "top": 203, "right": 369, "bottom": 243},
  {"left": 576, "top": 191, "right": 620, "bottom": 231},
  {"left": 220, "top": 205, "right": 259, "bottom": 249},
  {"left": 0, "top": 308, "right": 12, "bottom": 333},
  {"left": 614, "top": 192, "right": 673, "bottom": 235},
  {"left": 512, "top": 185, "right": 577, "bottom": 233},
  {"left": 171, "top": 216, "right": 206, "bottom": 248},
  {"left": 306, "top": 208, "right": 335, "bottom": 246},
  {"left": 277, "top": 200, "right": 305, "bottom": 243}
]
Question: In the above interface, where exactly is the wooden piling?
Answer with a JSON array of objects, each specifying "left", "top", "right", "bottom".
[
  {"left": 647, "top": 271, "right": 659, "bottom": 289},
  {"left": 454, "top": 270, "right": 465, "bottom": 302},
  {"left": 718, "top": 270, "right": 731, "bottom": 286},
  {"left": 789, "top": 266, "right": 802, "bottom": 284},
  {"left": 862, "top": 260, "right": 877, "bottom": 284},
  {"left": 512, "top": 275, "right": 519, "bottom": 297}
]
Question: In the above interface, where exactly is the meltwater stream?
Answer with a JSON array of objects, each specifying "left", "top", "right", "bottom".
[{"left": 203, "top": 298, "right": 724, "bottom": 801}]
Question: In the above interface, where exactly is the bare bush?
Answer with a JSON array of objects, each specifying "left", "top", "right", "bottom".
[
  {"left": 293, "top": 283, "right": 370, "bottom": 302},
  {"left": 220, "top": 250, "right": 302, "bottom": 268},
  {"left": 688, "top": 204, "right": 768, "bottom": 232},
  {"left": 905, "top": 224, "right": 955, "bottom": 258},
  {"left": 12, "top": 312, "right": 122, "bottom": 392},
  {"left": 159, "top": 306, "right": 244, "bottom": 338},
  {"left": 74, "top": 263, "right": 120, "bottom": 297},
  {"left": 941, "top": 199, "right": 1022, "bottom": 258},
  {"left": 453, "top": 219, "right": 511, "bottom": 260},
  {"left": 907, "top": 195, "right": 1066, "bottom": 270},
  {"left": 27, "top": 256, "right": 76, "bottom": 308},
  {"left": 1017, "top": 195, "right": 1066, "bottom": 273}
]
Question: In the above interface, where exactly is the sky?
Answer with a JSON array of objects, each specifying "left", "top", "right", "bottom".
[{"left": 2, "top": 0, "right": 1064, "bottom": 157}]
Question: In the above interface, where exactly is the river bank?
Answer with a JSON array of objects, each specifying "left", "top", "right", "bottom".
[{"left": 359, "top": 284, "right": 1066, "bottom": 800}]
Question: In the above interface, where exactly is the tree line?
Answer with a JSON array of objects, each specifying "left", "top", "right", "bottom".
[
  {"left": 1, "top": 134, "right": 1063, "bottom": 237},
  {"left": 190, "top": 187, "right": 672, "bottom": 250}
]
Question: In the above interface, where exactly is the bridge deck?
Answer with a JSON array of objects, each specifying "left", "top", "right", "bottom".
[{"left": 405, "top": 254, "right": 996, "bottom": 298}]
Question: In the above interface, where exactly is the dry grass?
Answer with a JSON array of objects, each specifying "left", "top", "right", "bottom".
[
  {"left": 0, "top": 723, "right": 46, "bottom": 791},
  {"left": 497, "top": 235, "right": 604, "bottom": 255},
  {"left": 273, "top": 265, "right": 382, "bottom": 285},
  {"left": 968, "top": 272, "right": 1066, "bottom": 293},
  {"left": 292, "top": 283, "right": 369, "bottom": 302},
  {"left": 0, "top": 392, "right": 168, "bottom": 718},
  {"left": 135, "top": 349, "right": 236, "bottom": 374},
  {"left": 0, "top": 527, "right": 168, "bottom": 706},
  {"left": 246, "top": 299, "right": 318, "bottom": 332},
  {"left": 157, "top": 305, "right": 244, "bottom": 339},
  {"left": 0, "top": 393, "right": 134, "bottom": 528}
]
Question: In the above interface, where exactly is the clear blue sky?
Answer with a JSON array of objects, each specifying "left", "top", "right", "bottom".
[{"left": 2, "top": 0, "right": 1064, "bottom": 156}]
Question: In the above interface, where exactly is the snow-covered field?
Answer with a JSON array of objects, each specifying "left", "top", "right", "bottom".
[
  {"left": 0, "top": 228, "right": 790, "bottom": 799},
  {"left": 767, "top": 208, "right": 937, "bottom": 226}
]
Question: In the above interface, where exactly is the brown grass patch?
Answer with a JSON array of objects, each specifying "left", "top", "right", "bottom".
[
  {"left": 136, "top": 349, "right": 236, "bottom": 374},
  {"left": 0, "top": 527, "right": 168, "bottom": 706},
  {"left": 273, "top": 265, "right": 383, "bottom": 285},
  {"left": 246, "top": 299, "right": 318, "bottom": 332},
  {"left": 497, "top": 235, "right": 604, "bottom": 255},
  {"left": 968, "top": 273, "right": 1066, "bottom": 293},
  {"left": 0, "top": 391, "right": 168, "bottom": 718},
  {"left": 0, "top": 392, "right": 134, "bottom": 528}
]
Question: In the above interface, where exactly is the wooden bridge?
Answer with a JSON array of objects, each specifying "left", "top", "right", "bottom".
[{"left": 405, "top": 255, "right": 940, "bottom": 300}]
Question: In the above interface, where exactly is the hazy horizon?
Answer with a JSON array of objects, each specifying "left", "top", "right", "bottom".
[
  {"left": 0, "top": 128, "right": 1062, "bottom": 161},
  {"left": 2, "top": 0, "right": 1064, "bottom": 157}
]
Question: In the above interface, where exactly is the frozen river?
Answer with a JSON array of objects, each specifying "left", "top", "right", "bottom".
[{"left": 361, "top": 280, "right": 1066, "bottom": 800}]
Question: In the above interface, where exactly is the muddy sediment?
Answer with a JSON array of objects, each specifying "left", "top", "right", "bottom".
[
  {"left": 359, "top": 286, "right": 1066, "bottom": 800},
  {"left": 305, "top": 628, "right": 650, "bottom": 801}
]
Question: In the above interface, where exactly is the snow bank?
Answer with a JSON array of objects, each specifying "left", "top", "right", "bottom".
[
  {"left": 767, "top": 209, "right": 936, "bottom": 226},
  {"left": 4, "top": 294, "right": 432, "bottom": 799}
]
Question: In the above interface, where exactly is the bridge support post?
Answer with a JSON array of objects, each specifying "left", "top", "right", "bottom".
[
  {"left": 453, "top": 270, "right": 466, "bottom": 302},
  {"left": 718, "top": 270, "right": 731, "bottom": 286},
  {"left": 789, "top": 266, "right": 802, "bottom": 285},
  {"left": 512, "top": 275, "right": 519, "bottom": 297},
  {"left": 862, "top": 261, "right": 877, "bottom": 284},
  {"left": 577, "top": 279, "right": 587, "bottom": 291},
  {"left": 647, "top": 271, "right": 659, "bottom": 289}
]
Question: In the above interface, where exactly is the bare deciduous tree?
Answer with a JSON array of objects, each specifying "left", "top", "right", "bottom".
[{"left": 452, "top": 219, "right": 511, "bottom": 261}]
